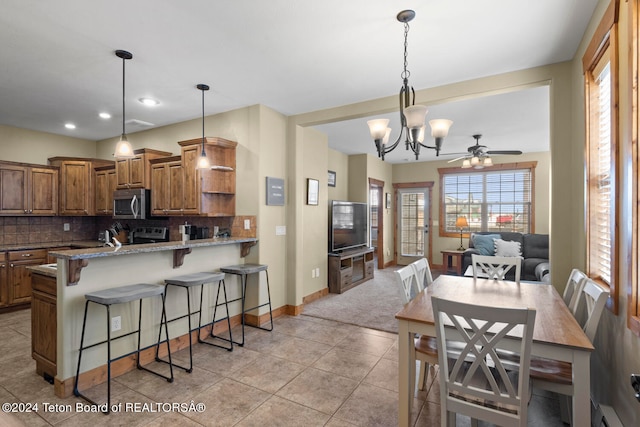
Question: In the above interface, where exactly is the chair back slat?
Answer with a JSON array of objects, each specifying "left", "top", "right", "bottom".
[
  {"left": 433, "top": 296, "right": 536, "bottom": 426},
  {"left": 471, "top": 254, "right": 522, "bottom": 284},
  {"left": 575, "top": 278, "right": 609, "bottom": 342},
  {"left": 564, "top": 268, "right": 588, "bottom": 314},
  {"left": 395, "top": 265, "right": 421, "bottom": 304}
]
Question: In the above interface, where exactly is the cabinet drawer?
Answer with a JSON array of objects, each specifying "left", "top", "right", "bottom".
[
  {"left": 31, "top": 273, "right": 57, "bottom": 296},
  {"left": 8, "top": 249, "right": 47, "bottom": 261}
]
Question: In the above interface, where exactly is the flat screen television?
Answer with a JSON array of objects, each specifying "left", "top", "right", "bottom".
[{"left": 330, "top": 200, "right": 368, "bottom": 253}]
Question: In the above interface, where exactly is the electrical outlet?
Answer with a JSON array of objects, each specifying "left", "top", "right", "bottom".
[
  {"left": 244, "top": 219, "right": 251, "bottom": 230},
  {"left": 311, "top": 269, "right": 316, "bottom": 278},
  {"left": 315, "top": 268, "right": 320, "bottom": 277},
  {"left": 111, "top": 316, "right": 121, "bottom": 332},
  {"left": 63, "top": 223, "right": 70, "bottom": 231}
]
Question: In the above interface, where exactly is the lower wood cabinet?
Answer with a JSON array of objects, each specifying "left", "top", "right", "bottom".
[
  {"left": 0, "top": 249, "right": 47, "bottom": 308},
  {"left": 31, "top": 271, "right": 57, "bottom": 378}
]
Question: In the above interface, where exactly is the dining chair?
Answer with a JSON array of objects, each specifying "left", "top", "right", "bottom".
[
  {"left": 563, "top": 268, "right": 588, "bottom": 315},
  {"left": 471, "top": 254, "right": 522, "bottom": 284},
  {"left": 411, "top": 257, "right": 434, "bottom": 291},
  {"left": 395, "top": 265, "right": 439, "bottom": 392},
  {"left": 528, "top": 278, "right": 609, "bottom": 423},
  {"left": 432, "top": 296, "right": 536, "bottom": 427}
]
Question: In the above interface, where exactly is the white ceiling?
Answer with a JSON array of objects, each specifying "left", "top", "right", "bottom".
[{"left": 1, "top": 0, "right": 597, "bottom": 162}]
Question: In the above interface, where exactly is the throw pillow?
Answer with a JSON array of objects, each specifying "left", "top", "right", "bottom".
[
  {"left": 472, "top": 234, "right": 501, "bottom": 256},
  {"left": 494, "top": 238, "right": 522, "bottom": 257}
]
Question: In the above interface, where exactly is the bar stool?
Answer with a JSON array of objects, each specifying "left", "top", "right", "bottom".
[
  {"left": 74, "top": 283, "right": 173, "bottom": 414},
  {"left": 155, "top": 271, "right": 233, "bottom": 374},
  {"left": 220, "top": 263, "right": 273, "bottom": 346}
]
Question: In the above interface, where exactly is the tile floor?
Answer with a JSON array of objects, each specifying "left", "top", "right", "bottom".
[{"left": 0, "top": 309, "right": 564, "bottom": 426}]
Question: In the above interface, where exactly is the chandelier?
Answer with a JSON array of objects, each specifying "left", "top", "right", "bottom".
[{"left": 367, "top": 10, "right": 453, "bottom": 161}]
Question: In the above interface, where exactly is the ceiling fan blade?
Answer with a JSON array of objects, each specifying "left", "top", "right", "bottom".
[
  {"left": 485, "top": 150, "right": 523, "bottom": 155},
  {"left": 447, "top": 156, "right": 468, "bottom": 163}
]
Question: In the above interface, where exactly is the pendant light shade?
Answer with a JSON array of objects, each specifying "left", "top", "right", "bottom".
[
  {"left": 114, "top": 50, "right": 135, "bottom": 159},
  {"left": 195, "top": 84, "right": 211, "bottom": 170}
]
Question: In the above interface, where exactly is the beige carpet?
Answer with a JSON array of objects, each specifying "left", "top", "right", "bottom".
[{"left": 302, "top": 268, "right": 405, "bottom": 333}]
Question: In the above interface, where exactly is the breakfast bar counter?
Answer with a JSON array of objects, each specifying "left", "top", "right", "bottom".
[{"left": 47, "top": 237, "right": 259, "bottom": 398}]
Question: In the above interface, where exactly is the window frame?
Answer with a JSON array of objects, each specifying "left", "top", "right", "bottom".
[
  {"left": 629, "top": 0, "right": 640, "bottom": 335},
  {"left": 438, "top": 162, "right": 537, "bottom": 238},
  {"left": 584, "top": 0, "right": 619, "bottom": 315}
]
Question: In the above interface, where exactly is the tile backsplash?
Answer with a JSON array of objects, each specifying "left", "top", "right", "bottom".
[{"left": 0, "top": 216, "right": 98, "bottom": 246}]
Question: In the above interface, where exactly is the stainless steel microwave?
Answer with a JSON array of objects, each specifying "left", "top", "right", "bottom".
[{"left": 113, "top": 188, "right": 151, "bottom": 219}]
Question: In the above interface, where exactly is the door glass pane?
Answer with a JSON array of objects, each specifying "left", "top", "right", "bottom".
[{"left": 401, "top": 192, "right": 424, "bottom": 256}]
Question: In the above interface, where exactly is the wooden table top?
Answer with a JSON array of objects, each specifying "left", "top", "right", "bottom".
[{"left": 395, "top": 274, "right": 594, "bottom": 352}]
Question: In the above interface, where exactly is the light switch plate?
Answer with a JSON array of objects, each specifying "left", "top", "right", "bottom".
[
  {"left": 244, "top": 219, "right": 251, "bottom": 229},
  {"left": 275, "top": 226, "right": 286, "bottom": 235}
]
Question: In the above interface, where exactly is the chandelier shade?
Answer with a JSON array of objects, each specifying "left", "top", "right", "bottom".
[{"left": 366, "top": 10, "right": 453, "bottom": 161}]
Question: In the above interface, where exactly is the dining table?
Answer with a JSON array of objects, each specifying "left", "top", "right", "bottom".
[{"left": 395, "top": 274, "right": 594, "bottom": 426}]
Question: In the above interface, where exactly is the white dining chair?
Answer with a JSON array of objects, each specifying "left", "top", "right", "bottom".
[
  {"left": 563, "top": 268, "right": 588, "bottom": 315},
  {"left": 410, "top": 257, "right": 433, "bottom": 291},
  {"left": 395, "top": 264, "right": 439, "bottom": 392},
  {"left": 471, "top": 254, "right": 522, "bottom": 284},
  {"left": 432, "top": 296, "right": 536, "bottom": 427},
  {"left": 528, "top": 278, "right": 609, "bottom": 424}
]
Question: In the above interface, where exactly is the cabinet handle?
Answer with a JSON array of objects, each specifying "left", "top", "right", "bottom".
[
  {"left": 22, "top": 253, "right": 32, "bottom": 257},
  {"left": 10, "top": 263, "right": 14, "bottom": 268}
]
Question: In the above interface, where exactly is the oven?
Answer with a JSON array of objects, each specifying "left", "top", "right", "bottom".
[{"left": 131, "top": 227, "right": 169, "bottom": 244}]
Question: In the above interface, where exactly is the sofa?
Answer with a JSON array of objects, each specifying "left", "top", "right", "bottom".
[{"left": 461, "top": 231, "right": 550, "bottom": 282}]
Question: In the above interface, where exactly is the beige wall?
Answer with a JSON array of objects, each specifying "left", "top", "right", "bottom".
[
  {"left": 327, "top": 148, "right": 349, "bottom": 202},
  {"left": 392, "top": 151, "right": 551, "bottom": 267},
  {"left": 0, "top": 125, "right": 96, "bottom": 164}
]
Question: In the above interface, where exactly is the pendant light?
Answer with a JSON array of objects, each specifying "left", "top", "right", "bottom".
[
  {"left": 114, "top": 50, "right": 135, "bottom": 159},
  {"left": 195, "top": 84, "right": 211, "bottom": 170}
]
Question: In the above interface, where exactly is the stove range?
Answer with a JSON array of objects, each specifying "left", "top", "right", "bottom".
[{"left": 131, "top": 227, "right": 169, "bottom": 244}]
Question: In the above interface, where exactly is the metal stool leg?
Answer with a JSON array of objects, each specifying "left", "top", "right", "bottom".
[
  {"left": 207, "top": 278, "right": 233, "bottom": 351},
  {"left": 138, "top": 296, "right": 174, "bottom": 382}
]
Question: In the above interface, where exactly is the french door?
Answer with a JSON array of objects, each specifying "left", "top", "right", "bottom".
[{"left": 396, "top": 187, "right": 430, "bottom": 265}]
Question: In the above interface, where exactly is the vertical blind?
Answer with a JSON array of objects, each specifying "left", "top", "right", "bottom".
[{"left": 442, "top": 169, "right": 532, "bottom": 234}]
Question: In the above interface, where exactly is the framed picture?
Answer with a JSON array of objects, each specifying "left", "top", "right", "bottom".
[
  {"left": 265, "top": 176, "right": 285, "bottom": 206},
  {"left": 385, "top": 192, "right": 391, "bottom": 209},
  {"left": 327, "top": 170, "right": 336, "bottom": 187},
  {"left": 307, "top": 178, "right": 319, "bottom": 205}
]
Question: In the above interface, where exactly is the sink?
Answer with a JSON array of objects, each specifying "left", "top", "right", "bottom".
[{"left": 40, "top": 263, "right": 57, "bottom": 269}]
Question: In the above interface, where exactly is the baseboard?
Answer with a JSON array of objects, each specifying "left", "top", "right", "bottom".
[
  {"left": 57, "top": 308, "right": 276, "bottom": 398},
  {"left": 383, "top": 260, "right": 396, "bottom": 268},
  {"left": 302, "top": 287, "right": 328, "bottom": 305}
]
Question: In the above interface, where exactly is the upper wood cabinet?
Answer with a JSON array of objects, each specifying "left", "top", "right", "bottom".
[
  {"left": 48, "top": 157, "right": 114, "bottom": 216},
  {"left": 94, "top": 165, "right": 116, "bottom": 216},
  {"left": 115, "top": 148, "right": 171, "bottom": 189},
  {"left": 150, "top": 156, "right": 184, "bottom": 216},
  {"left": 178, "top": 137, "right": 237, "bottom": 217},
  {"left": 0, "top": 161, "right": 58, "bottom": 216}
]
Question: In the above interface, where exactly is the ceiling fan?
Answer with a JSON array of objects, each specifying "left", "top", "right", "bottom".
[{"left": 447, "top": 134, "right": 522, "bottom": 168}]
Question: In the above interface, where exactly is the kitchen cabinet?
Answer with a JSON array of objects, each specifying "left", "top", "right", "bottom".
[
  {"left": 0, "top": 161, "right": 58, "bottom": 215},
  {"left": 95, "top": 165, "right": 116, "bottom": 215},
  {"left": 31, "top": 269, "right": 57, "bottom": 378},
  {"left": 7, "top": 249, "right": 47, "bottom": 305},
  {"left": 178, "top": 137, "right": 237, "bottom": 217},
  {"left": 115, "top": 148, "right": 171, "bottom": 189},
  {"left": 48, "top": 157, "right": 114, "bottom": 216},
  {"left": 0, "top": 256, "right": 7, "bottom": 308},
  {"left": 150, "top": 156, "right": 184, "bottom": 215}
]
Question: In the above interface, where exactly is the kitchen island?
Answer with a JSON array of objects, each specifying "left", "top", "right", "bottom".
[{"left": 46, "top": 237, "right": 258, "bottom": 398}]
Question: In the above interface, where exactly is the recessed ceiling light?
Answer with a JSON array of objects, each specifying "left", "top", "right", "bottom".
[
  {"left": 138, "top": 98, "right": 160, "bottom": 106},
  {"left": 65, "top": 123, "right": 76, "bottom": 129},
  {"left": 99, "top": 112, "right": 111, "bottom": 119}
]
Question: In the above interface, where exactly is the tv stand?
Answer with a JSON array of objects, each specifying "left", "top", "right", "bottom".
[{"left": 328, "top": 247, "right": 374, "bottom": 294}]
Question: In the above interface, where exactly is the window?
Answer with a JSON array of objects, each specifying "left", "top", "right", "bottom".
[
  {"left": 584, "top": 0, "right": 618, "bottom": 314},
  {"left": 400, "top": 191, "right": 425, "bottom": 255},
  {"left": 438, "top": 163, "right": 536, "bottom": 237}
]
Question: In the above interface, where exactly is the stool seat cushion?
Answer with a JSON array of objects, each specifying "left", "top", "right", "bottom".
[
  {"left": 85, "top": 283, "right": 164, "bottom": 305},
  {"left": 165, "top": 271, "right": 225, "bottom": 287},
  {"left": 220, "top": 263, "right": 268, "bottom": 275}
]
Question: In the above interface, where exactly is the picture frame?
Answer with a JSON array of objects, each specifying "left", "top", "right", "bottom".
[
  {"left": 327, "top": 170, "right": 336, "bottom": 187},
  {"left": 265, "top": 176, "right": 285, "bottom": 206},
  {"left": 307, "top": 178, "right": 319, "bottom": 205},
  {"left": 385, "top": 192, "right": 391, "bottom": 209}
]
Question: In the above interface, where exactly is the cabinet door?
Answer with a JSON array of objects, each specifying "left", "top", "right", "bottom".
[
  {"left": 128, "top": 156, "right": 145, "bottom": 188},
  {"left": 150, "top": 163, "right": 167, "bottom": 215},
  {"left": 9, "top": 262, "right": 35, "bottom": 304},
  {"left": 95, "top": 168, "right": 116, "bottom": 215},
  {"left": 0, "top": 165, "right": 28, "bottom": 214},
  {"left": 167, "top": 161, "right": 184, "bottom": 214},
  {"left": 181, "top": 146, "right": 200, "bottom": 214},
  {"left": 29, "top": 167, "right": 58, "bottom": 215},
  {"left": 59, "top": 161, "right": 92, "bottom": 215},
  {"left": 115, "top": 158, "right": 130, "bottom": 188},
  {"left": 31, "top": 273, "right": 57, "bottom": 376},
  {"left": 0, "top": 260, "right": 7, "bottom": 307}
]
